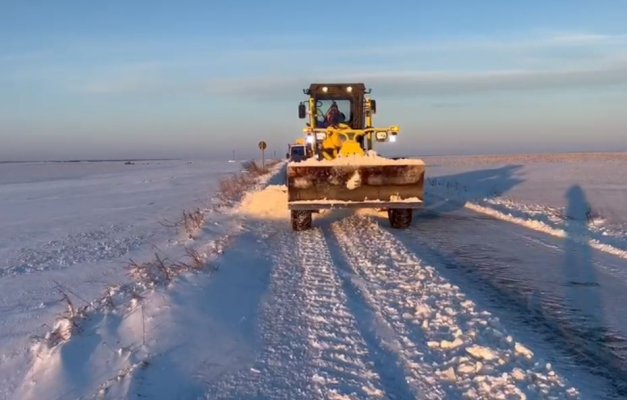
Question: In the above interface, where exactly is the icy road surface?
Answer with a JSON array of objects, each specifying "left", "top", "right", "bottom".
[{"left": 2, "top": 153, "right": 627, "bottom": 399}]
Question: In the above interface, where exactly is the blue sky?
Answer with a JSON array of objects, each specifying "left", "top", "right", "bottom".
[{"left": 1, "top": 0, "right": 627, "bottom": 160}]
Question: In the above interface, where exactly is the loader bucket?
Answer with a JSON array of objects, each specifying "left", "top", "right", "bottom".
[{"left": 287, "top": 158, "right": 425, "bottom": 210}]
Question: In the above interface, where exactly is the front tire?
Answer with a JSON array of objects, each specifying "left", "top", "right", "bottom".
[
  {"left": 291, "top": 210, "right": 312, "bottom": 231},
  {"left": 388, "top": 208, "right": 413, "bottom": 229}
]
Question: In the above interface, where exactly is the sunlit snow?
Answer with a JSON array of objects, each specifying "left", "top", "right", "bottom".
[{"left": 1, "top": 153, "right": 626, "bottom": 399}]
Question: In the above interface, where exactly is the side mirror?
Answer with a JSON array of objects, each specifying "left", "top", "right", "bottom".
[
  {"left": 298, "top": 103, "right": 306, "bottom": 119},
  {"left": 370, "top": 99, "right": 377, "bottom": 114},
  {"left": 286, "top": 153, "right": 290, "bottom": 159}
]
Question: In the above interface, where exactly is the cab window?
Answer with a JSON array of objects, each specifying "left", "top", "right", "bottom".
[{"left": 316, "top": 100, "right": 351, "bottom": 126}]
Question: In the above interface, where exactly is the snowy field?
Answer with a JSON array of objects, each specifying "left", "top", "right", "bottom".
[
  {"left": 423, "top": 152, "right": 627, "bottom": 257},
  {"left": 1, "top": 153, "right": 626, "bottom": 399},
  {"left": 0, "top": 159, "right": 242, "bottom": 398}
]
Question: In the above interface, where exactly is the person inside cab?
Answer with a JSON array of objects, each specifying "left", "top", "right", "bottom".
[{"left": 318, "top": 102, "right": 342, "bottom": 128}]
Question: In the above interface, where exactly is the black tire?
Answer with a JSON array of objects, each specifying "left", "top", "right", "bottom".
[
  {"left": 388, "top": 208, "right": 413, "bottom": 229},
  {"left": 291, "top": 210, "right": 312, "bottom": 231}
]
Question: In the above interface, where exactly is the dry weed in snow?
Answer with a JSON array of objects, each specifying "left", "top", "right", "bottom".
[
  {"left": 183, "top": 209, "right": 205, "bottom": 239},
  {"left": 44, "top": 286, "right": 91, "bottom": 347},
  {"left": 159, "top": 208, "right": 206, "bottom": 239},
  {"left": 216, "top": 160, "right": 280, "bottom": 208},
  {"left": 127, "top": 248, "right": 218, "bottom": 288}
]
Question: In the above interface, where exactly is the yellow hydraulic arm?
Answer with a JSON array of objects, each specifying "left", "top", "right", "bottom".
[{"left": 304, "top": 125, "right": 400, "bottom": 159}]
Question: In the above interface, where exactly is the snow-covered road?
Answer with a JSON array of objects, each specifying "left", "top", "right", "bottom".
[
  {"left": 2, "top": 155, "right": 627, "bottom": 399},
  {"left": 195, "top": 204, "right": 622, "bottom": 399},
  {"left": 199, "top": 161, "right": 626, "bottom": 399}
]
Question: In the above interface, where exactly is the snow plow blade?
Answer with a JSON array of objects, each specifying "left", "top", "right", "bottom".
[{"left": 287, "top": 160, "right": 425, "bottom": 210}]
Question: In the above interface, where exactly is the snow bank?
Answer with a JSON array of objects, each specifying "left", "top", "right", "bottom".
[{"left": 237, "top": 185, "right": 289, "bottom": 220}]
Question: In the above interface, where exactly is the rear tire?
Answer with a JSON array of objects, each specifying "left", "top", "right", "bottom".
[
  {"left": 388, "top": 208, "right": 413, "bottom": 229},
  {"left": 291, "top": 210, "right": 312, "bottom": 231}
]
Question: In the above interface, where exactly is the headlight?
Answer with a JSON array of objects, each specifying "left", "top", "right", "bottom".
[
  {"left": 316, "top": 132, "right": 326, "bottom": 140},
  {"left": 389, "top": 134, "right": 397, "bottom": 143},
  {"left": 346, "top": 86, "right": 353, "bottom": 93},
  {"left": 322, "top": 86, "right": 328, "bottom": 93},
  {"left": 306, "top": 135, "right": 315, "bottom": 144},
  {"left": 375, "top": 131, "right": 388, "bottom": 141}
]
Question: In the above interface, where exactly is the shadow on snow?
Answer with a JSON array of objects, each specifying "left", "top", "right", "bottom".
[{"left": 385, "top": 167, "right": 627, "bottom": 397}]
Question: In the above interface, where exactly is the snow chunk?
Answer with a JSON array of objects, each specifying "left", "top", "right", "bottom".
[
  {"left": 129, "top": 296, "right": 139, "bottom": 311},
  {"left": 474, "top": 361, "right": 483, "bottom": 373},
  {"left": 312, "top": 373, "right": 326, "bottom": 384},
  {"left": 414, "top": 303, "right": 432, "bottom": 318},
  {"left": 361, "top": 385, "right": 385, "bottom": 398},
  {"left": 460, "top": 299, "right": 475, "bottom": 311},
  {"left": 457, "top": 360, "right": 483, "bottom": 375},
  {"left": 346, "top": 170, "right": 362, "bottom": 190},
  {"left": 328, "top": 392, "right": 354, "bottom": 400},
  {"left": 511, "top": 368, "right": 526, "bottom": 381},
  {"left": 440, "top": 337, "right": 464, "bottom": 350},
  {"left": 465, "top": 345, "right": 498, "bottom": 361},
  {"left": 293, "top": 177, "right": 312, "bottom": 189},
  {"left": 439, "top": 366, "right": 457, "bottom": 382},
  {"left": 515, "top": 342, "right": 534, "bottom": 359}
]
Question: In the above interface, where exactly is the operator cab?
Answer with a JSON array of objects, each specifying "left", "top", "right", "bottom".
[{"left": 299, "top": 83, "right": 369, "bottom": 130}]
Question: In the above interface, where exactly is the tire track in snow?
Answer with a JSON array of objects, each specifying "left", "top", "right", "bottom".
[
  {"left": 297, "top": 227, "right": 386, "bottom": 399},
  {"left": 205, "top": 223, "right": 385, "bottom": 399},
  {"left": 204, "top": 223, "right": 313, "bottom": 399},
  {"left": 331, "top": 215, "right": 580, "bottom": 399},
  {"left": 330, "top": 218, "right": 446, "bottom": 400}
]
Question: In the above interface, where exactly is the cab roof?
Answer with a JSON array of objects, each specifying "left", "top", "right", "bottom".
[{"left": 305, "top": 83, "right": 367, "bottom": 97}]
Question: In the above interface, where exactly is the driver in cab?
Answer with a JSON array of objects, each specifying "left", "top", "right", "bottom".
[{"left": 318, "top": 102, "right": 343, "bottom": 129}]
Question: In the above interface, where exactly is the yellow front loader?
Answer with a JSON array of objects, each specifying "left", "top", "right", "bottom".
[{"left": 287, "top": 83, "right": 425, "bottom": 231}]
